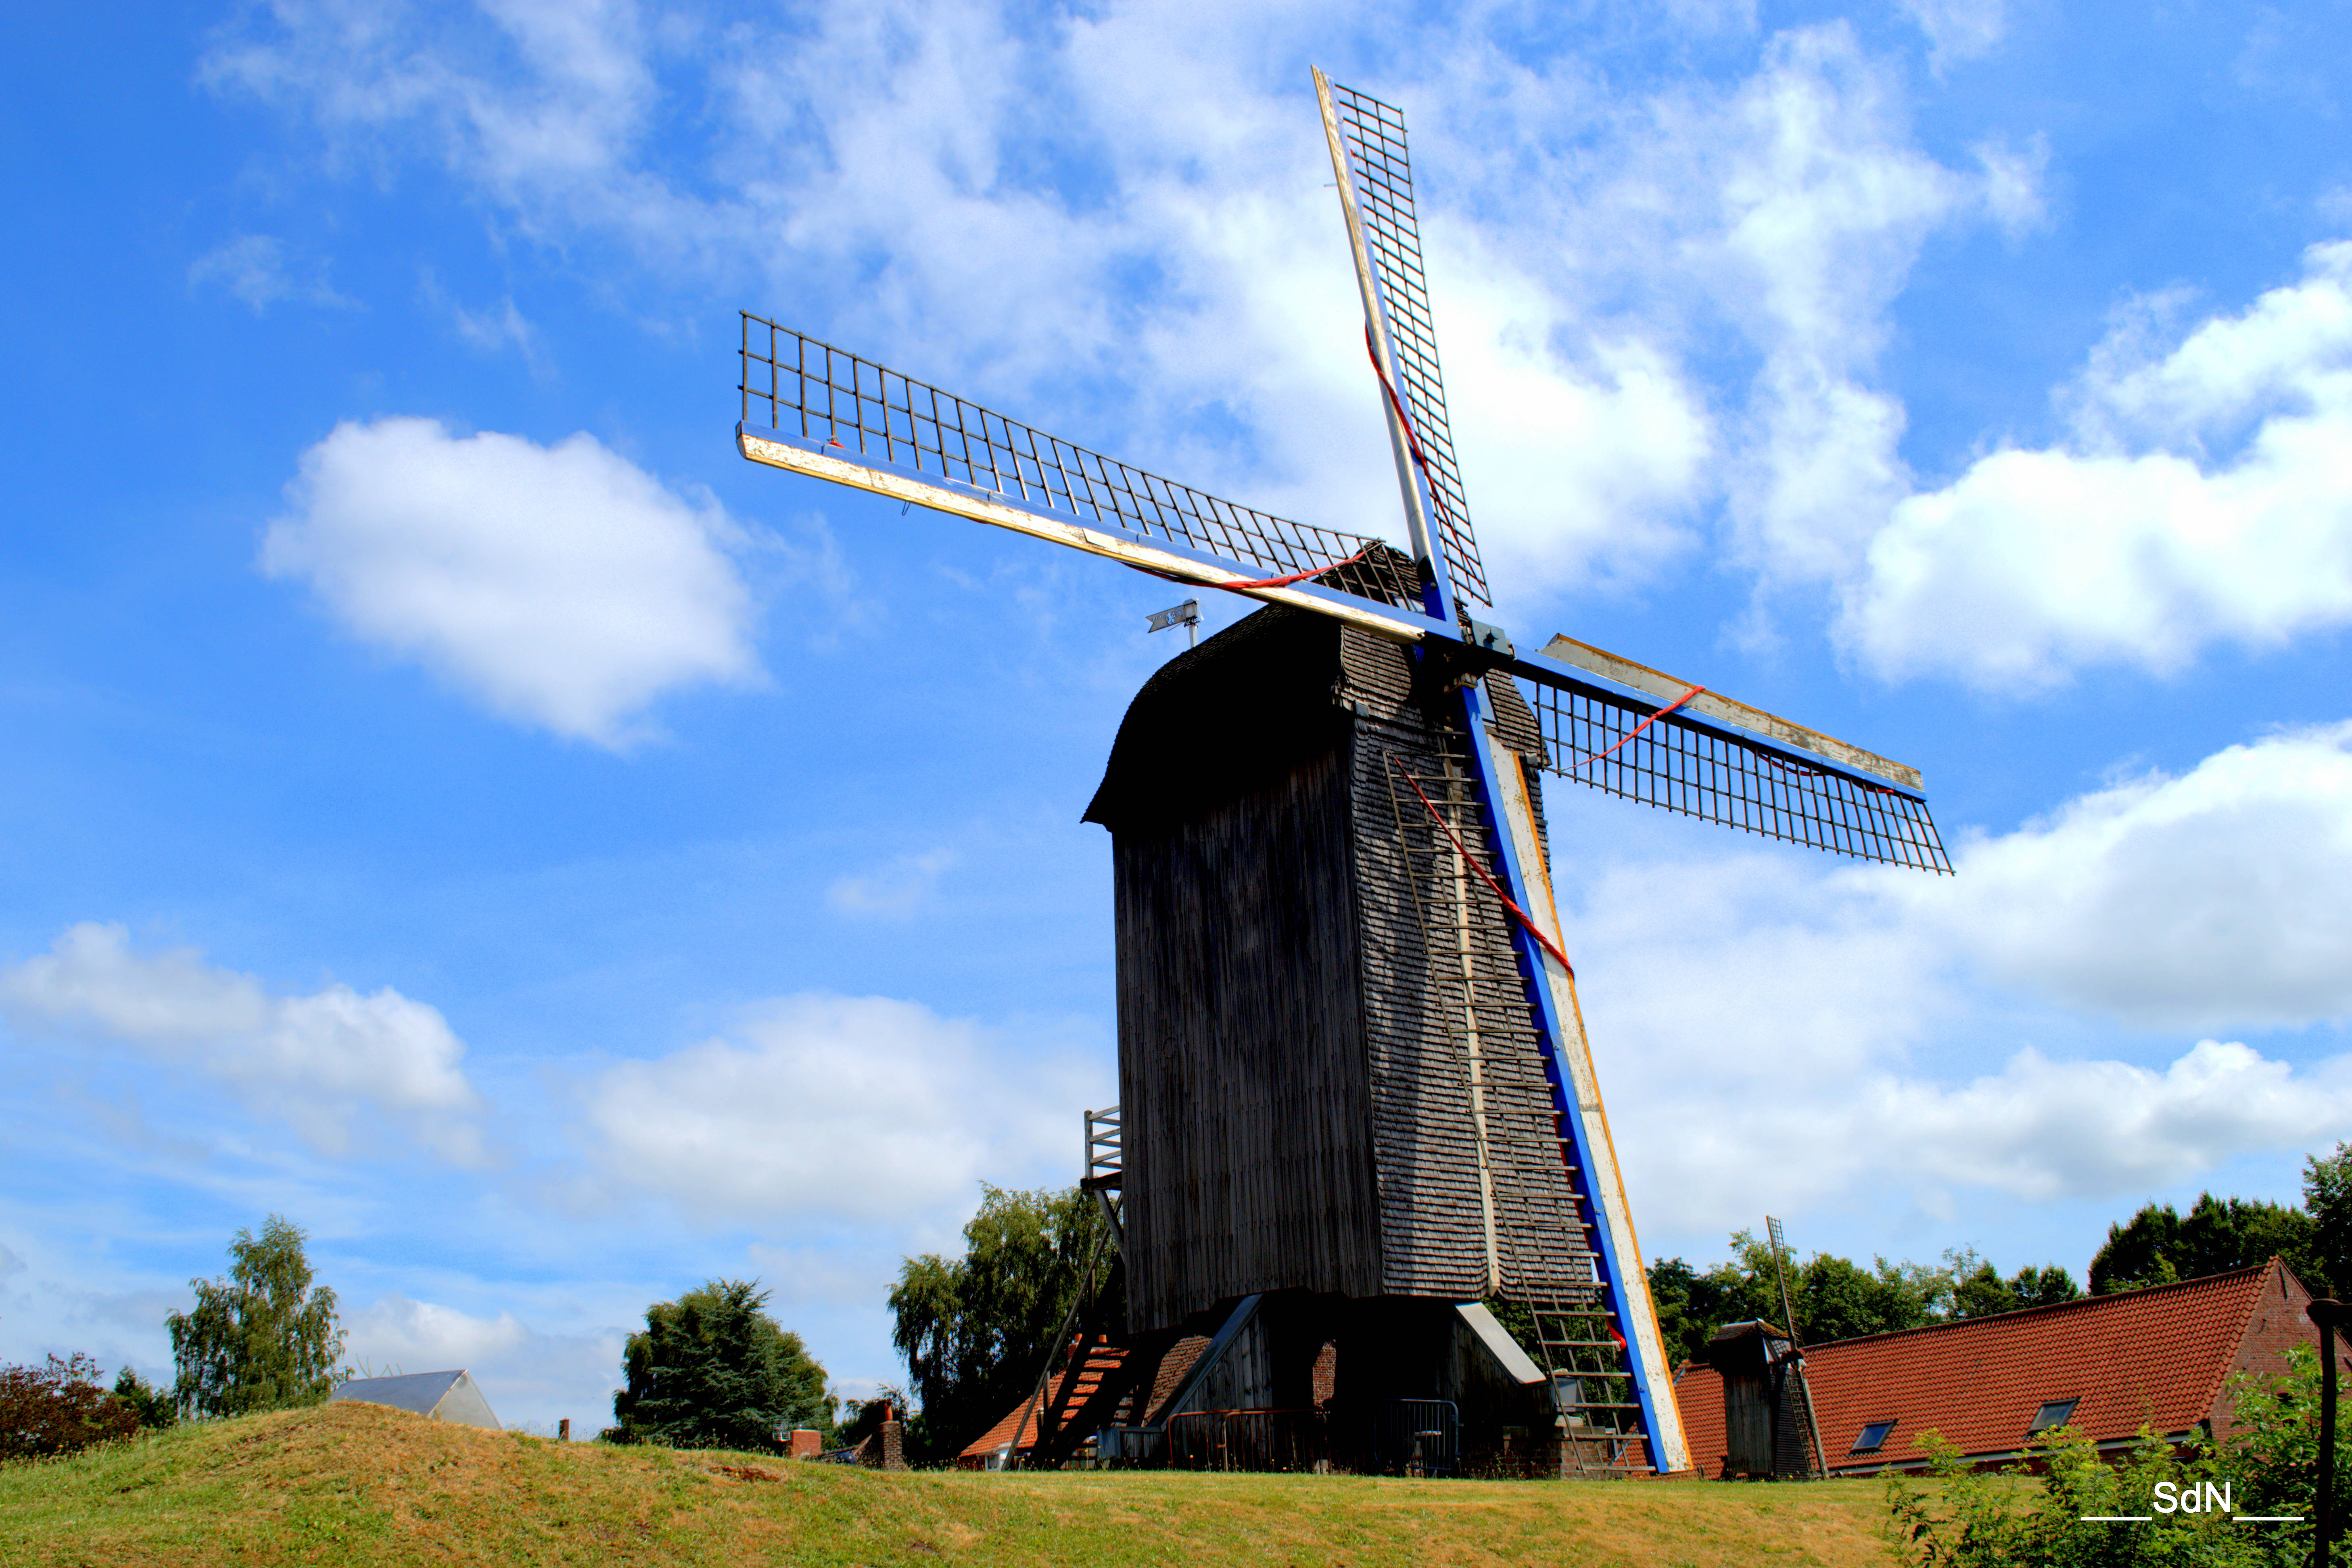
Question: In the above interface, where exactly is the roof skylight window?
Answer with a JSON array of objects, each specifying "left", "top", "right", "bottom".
[
  {"left": 2027, "top": 1398, "right": 2080, "bottom": 1434},
  {"left": 1851, "top": 1420, "right": 1896, "bottom": 1453}
]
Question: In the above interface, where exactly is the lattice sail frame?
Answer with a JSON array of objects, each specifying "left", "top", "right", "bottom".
[
  {"left": 1523, "top": 678, "right": 1951, "bottom": 872},
  {"left": 740, "top": 315, "right": 1420, "bottom": 608},
  {"left": 1323, "top": 79, "right": 1489, "bottom": 610},
  {"left": 737, "top": 317, "right": 1951, "bottom": 873}
]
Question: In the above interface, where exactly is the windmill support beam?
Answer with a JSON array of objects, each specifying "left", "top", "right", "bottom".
[
  {"left": 739, "top": 426, "right": 1435, "bottom": 649},
  {"left": 1453, "top": 676, "right": 1693, "bottom": 1476}
]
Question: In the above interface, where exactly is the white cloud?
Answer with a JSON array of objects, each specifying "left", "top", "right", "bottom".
[
  {"left": 1899, "top": 0, "right": 2006, "bottom": 69},
  {"left": 263, "top": 417, "right": 760, "bottom": 746},
  {"left": 201, "top": 5, "right": 2025, "bottom": 614},
  {"left": 347, "top": 1291, "right": 527, "bottom": 1372},
  {"left": 1872, "top": 1040, "right": 2352, "bottom": 1201},
  {"left": 1693, "top": 25, "right": 1982, "bottom": 586},
  {"left": 455, "top": 296, "right": 551, "bottom": 376},
  {"left": 1620, "top": 1026, "right": 2352, "bottom": 1231},
  {"left": 1848, "top": 241, "right": 2352, "bottom": 686},
  {"left": 1909, "top": 722, "right": 2352, "bottom": 1030},
  {"left": 826, "top": 850, "right": 958, "bottom": 919},
  {"left": 189, "top": 234, "right": 351, "bottom": 312},
  {"left": 583, "top": 994, "right": 1103, "bottom": 1226},
  {"left": 1560, "top": 720, "right": 2352, "bottom": 1231},
  {"left": 0, "top": 923, "right": 481, "bottom": 1161}
]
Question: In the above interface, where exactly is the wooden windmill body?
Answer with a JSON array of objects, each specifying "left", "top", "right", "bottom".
[
  {"left": 1085, "top": 600, "right": 1588, "bottom": 1330},
  {"left": 735, "top": 72, "right": 1952, "bottom": 1474}
]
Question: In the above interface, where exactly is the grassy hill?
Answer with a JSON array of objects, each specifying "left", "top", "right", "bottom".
[{"left": 1, "top": 1402, "right": 1903, "bottom": 1567}]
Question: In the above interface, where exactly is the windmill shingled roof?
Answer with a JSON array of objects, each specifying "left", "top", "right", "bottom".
[
  {"left": 1673, "top": 1259, "right": 2316, "bottom": 1475},
  {"left": 1083, "top": 601, "right": 1544, "bottom": 834}
]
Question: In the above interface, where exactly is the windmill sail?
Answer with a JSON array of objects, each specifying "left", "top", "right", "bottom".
[
  {"left": 738, "top": 315, "right": 1427, "bottom": 632},
  {"left": 1505, "top": 642, "right": 1951, "bottom": 873},
  {"left": 1316, "top": 73, "right": 1489, "bottom": 612}
]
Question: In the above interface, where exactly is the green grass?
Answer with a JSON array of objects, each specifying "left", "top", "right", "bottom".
[{"left": 1, "top": 1402, "right": 1904, "bottom": 1566}]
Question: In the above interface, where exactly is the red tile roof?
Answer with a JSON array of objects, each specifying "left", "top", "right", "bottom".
[{"left": 1673, "top": 1259, "right": 2315, "bottom": 1476}]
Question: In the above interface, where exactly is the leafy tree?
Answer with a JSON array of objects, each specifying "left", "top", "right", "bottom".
[
  {"left": 110, "top": 1367, "right": 175, "bottom": 1430},
  {"left": 2304, "top": 1141, "right": 2350, "bottom": 1297},
  {"left": 0, "top": 1353, "right": 143, "bottom": 1460},
  {"left": 890, "top": 1184, "right": 1117, "bottom": 1460},
  {"left": 2088, "top": 1193, "right": 2320, "bottom": 1296},
  {"left": 606, "top": 1279, "right": 832, "bottom": 1451},
  {"left": 2008, "top": 1264, "right": 2082, "bottom": 1309},
  {"left": 1949, "top": 1261, "right": 2080, "bottom": 1319},
  {"left": 2214, "top": 1343, "right": 2352, "bottom": 1566},
  {"left": 1648, "top": 1232, "right": 1967, "bottom": 1359},
  {"left": 1647, "top": 1255, "right": 1771, "bottom": 1365},
  {"left": 1798, "top": 1249, "right": 1953, "bottom": 1342},
  {"left": 1949, "top": 1262, "right": 2020, "bottom": 1320},
  {"left": 166, "top": 1215, "right": 347, "bottom": 1419},
  {"left": 1883, "top": 1423, "right": 2255, "bottom": 1567}
]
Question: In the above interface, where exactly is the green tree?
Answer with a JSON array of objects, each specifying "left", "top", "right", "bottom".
[
  {"left": 1884, "top": 1424, "right": 2256, "bottom": 1567},
  {"left": 1947, "top": 1261, "right": 2079, "bottom": 1318},
  {"left": 889, "top": 1184, "right": 1117, "bottom": 1460},
  {"left": 2008, "top": 1264, "right": 2082, "bottom": 1309},
  {"left": 1950, "top": 1261, "right": 2021, "bottom": 1320},
  {"left": 1796, "top": 1249, "right": 1955, "bottom": 1341},
  {"left": 2304, "top": 1141, "right": 2350, "bottom": 1297},
  {"left": 2089, "top": 1193, "right": 2319, "bottom": 1296},
  {"left": 165, "top": 1215, "right": 347, "bottom": 1419},
  {"left": 1647, "top": 1255, "right": 1774, "bottom": 1365},
  {"left": 1647, "top": 1232, "right": 1966, "bottom": 1359},
  {"left": 606, "top": 1279, "right": 833, "bottom": 1451},
  {"left": 110, "top": 1367, "right": 175, "bottom": 1430}
]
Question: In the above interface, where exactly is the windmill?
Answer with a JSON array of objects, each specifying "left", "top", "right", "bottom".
[{"left": 735, "top": 71, "right": 1950, "bottom": 1476}]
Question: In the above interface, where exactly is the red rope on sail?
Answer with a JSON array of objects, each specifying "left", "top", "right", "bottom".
[
  {"left": 1363, "top": 326, "right": 1466, "bottom": 547},
  {"left": 1139, "top": 543, "right": 1374, "bottom": 597},
  {"left": 1566, "top": 684, "right": 1706, "bottom": 772}
]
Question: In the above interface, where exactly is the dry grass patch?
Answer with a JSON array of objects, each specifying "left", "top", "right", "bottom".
[{"left": 0, "top": 1402, "right": 1903, "bottom": 1567}]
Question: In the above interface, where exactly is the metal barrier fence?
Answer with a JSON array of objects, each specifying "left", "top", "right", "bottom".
[
  {"left": 1163, "top": 1409, "right": 1330, "bottom": 1472},
  {"left": 1372, "top": 1399, "right": 1460, "bottom": 1476}
]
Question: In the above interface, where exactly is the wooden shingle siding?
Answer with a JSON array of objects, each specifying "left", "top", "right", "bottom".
[{"left": 1092, "top": 606, "right": 1599, "bottom": 1332}]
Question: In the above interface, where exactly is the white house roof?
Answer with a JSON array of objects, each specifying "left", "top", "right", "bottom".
[{"left": 329, "top": 1370, "right": 501, "bottom": 1430}]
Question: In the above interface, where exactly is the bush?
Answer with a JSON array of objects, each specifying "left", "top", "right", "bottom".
[
  {"left": 1883, "top": 1343, "right": 2350, "bottom": 1567},
  {"left": 0, "top": 1353, "right": 143, "bottom": 1462}
]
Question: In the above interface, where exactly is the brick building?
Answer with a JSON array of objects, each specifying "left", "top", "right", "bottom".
[{"left": 1673, "top": 1258, "right": 2326, "bottom": 1479}]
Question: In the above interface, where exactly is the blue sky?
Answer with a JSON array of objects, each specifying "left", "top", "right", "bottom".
[{"left": 5, "top": 0, "right": 2352, "bottom": 1432}]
